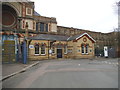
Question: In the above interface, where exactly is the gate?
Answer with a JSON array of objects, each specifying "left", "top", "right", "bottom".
[
  {"left": 2, "top": 40, "right": 16, "bottom": 63},
  {"left": 108, "top": 48, "right": 116, "bottom": 58}
]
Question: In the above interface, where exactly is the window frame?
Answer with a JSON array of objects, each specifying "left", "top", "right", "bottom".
[
  {"left": 52, "top": 46, "right": 55, "bottom": 54},
  {"left": 40, "top": 43, "right": 46, "bottom": 55},
  {"left": 34, "top": 44, "right": 40, "bottom": 55},
  {"left": 85, "top": 44, "right": 89, "bottom": 54},
  {"left": 40, "top": 22, "right": 44, "bottom": 32},
  {"left": 81, "top": 44, "right": 85, "bottom": 54},
  {"left": 26, "top": 8, "right": 33, "bottom": 16},
  {"left": 64, "top": 45, "right": 67, "bottom": 54}
]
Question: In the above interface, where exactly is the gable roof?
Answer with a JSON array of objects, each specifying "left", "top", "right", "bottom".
[
  {"left": 67, "top": 33, "right": 96, "bottom": 43},
  {"left": 29, "top": 33, "right": 96, "bottom": 43},
  {"left": 77, "top": 33, "right": 96, "bottom": 42}
]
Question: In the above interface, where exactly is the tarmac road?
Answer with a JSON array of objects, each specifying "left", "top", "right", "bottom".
[{"left": 2, "top": 59, "right": 118, "bottom": 88}]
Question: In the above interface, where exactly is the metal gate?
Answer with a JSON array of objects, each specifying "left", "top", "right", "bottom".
[
  {"left": 108, "top": 47, "right": 116, "bottom": 58},
  {"left": 2, "top": 40, "right": 16, "bottom": 63}
]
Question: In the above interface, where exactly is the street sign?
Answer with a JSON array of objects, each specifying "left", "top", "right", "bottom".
[{"left": 29, "top": 45, "right": 34, "bottom": 49}]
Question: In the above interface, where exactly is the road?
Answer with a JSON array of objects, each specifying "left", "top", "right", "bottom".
[{"left": 2, "top": 59, "right": 118, "bottom": 88}]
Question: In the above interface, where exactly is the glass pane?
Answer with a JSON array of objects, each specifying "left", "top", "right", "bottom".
[
  {"left": 41, "top": 45, "right": 45, "bottom": 54},
  {"left": 36, "top": 23, "right": 38, "bottom": 31},
  {"left": 9, "top": 35, "right": 14, "bottom": 40},
  {"left": 81, "top": 44, "right": 84, "bottom": 53},
  {"left": 40, "top": 23, "right": 44, "bottom": 32},
  {"left": 46, "top": 24, "right": 48, "bottom": 32},
  {"left": 35, "top": 44, "right": 39, "bottom": 54}
]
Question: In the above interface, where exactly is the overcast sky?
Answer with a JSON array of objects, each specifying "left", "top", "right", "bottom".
[{"left": 31, "top": 0, "right": 118, "bottom": 33}]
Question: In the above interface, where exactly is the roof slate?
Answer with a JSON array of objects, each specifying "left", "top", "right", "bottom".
[
  {"left": 29, "top": 33, "right": 96, "bottom": 42},
  {"left": 34, "top": 11, "right": 41, "bottom": 16},
  {"left": 29, "top": 34, "right": 69, "bottom": 41}
]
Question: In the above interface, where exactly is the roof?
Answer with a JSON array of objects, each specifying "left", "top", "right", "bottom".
[
  {"left": 29, "top": 33, "right": 96, "bottom": 42},
  {"left": 76, "top": 33, "right": 96, "bottom": 42},
  {"left": 67, "top": 34, "right": 80, "bottom": 41},
  {"left": 34, "top": 11, "right": 41, "bottom": 16},
  {"left": 29, "top": 34, "right": 69, "bottom": 41},
  {"left": 1, "top": 0, "right": 32, "bottom": 2}
]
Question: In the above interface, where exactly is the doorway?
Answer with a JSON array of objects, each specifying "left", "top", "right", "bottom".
[{"left": 57, "top": 49, "right": 62, "bottom": 58}]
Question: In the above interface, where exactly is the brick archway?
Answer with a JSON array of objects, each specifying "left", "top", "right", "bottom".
[{"left": 2, "top": 4, "right": 18, "bottom": 28}]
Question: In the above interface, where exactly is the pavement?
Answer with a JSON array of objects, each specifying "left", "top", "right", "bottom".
[
  {"left": 1, "top": 57, "right": 119, "bottom": 82},
  {"left": 2, "top": 58, "right": 118, "bottom": 88},
  {"left": 1, "top": 61, "right": 40, "bottom": 81}
]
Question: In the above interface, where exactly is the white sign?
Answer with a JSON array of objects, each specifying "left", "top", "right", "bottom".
[
  {"left": 49, "top": 49, "right": 52, "bottom": 54},
  {"left": 104, "top": 46, "right": 108, "bottom": 57},
  {"left": 29, "top": 45, "right": 34, "bottom": 49}
]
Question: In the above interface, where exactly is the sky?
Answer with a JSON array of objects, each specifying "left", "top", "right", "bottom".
[{"left": 31, "top": 0, "right": 118, "bottom": 33}]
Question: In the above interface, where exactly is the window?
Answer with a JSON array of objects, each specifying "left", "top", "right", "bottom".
[
  {"left": 2, "top": 35, "right": 8, "bottom": 41},
  {"left": 34, "top": 44, "right": 39, "bottom": 55},
  {"left": 81, "top": 44, "right": 89, "bottom": 54},
  {"left": 33, "top": 22, "right": 35, "bottom": 30},
  {"left": 64, "top": 45, "right": 67, "bottom": 54},
  {"left": 26, "top": 8, "right": 32, "bottom": 16},
  {"left": 85, "top": 44, "right": 89, "bottom": 54},
  {"left": 9, "top": 35, "right": 14, "bottom": 40},
  {"left": 52, "top": 46, "right": 55, "bottom": 54},
  {"left": 40, "top": 23, "right": 44, "bottom": 32},
  {"left": 81, "top": 44, "right": 84, "bottom": 54},
  {"left": 36, "top": 23, "right": 38, "bottom": 31},
  {"left": 46, "top": 24, "right": 48, "bottom": 32},
  {"left": 41, "top": 43, "right": 46, "bottom": 55},
  {"left": 51, "top": 44, "right": 55, "bottom": 54},
  {"left": 27, "top": 8, "right": 31, "bottom": 14}
]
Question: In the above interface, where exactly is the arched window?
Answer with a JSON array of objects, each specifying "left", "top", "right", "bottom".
[
  {"left": 64, "top": 45, "right": 67, "bottom": 54},
  {"left": 52, "top": 44, "right": 55, "bottom": 54},
  {"left": 85, "top": 44, "right": 89, "bottom": 54},
  {"left": 81, "top": 44, "right": 84, "bottom": 54},
  {"left": 2, "top": 35, "right": 8, "bottom": 42},
  {"left": 41, "top": 43, "right": 46, "bottom": 55},
  {"left": 9, "top": 35, "right": 14, "bottom": 40},
  {"left": 34, "top": 44, "right": 39, "bottom": 55},
  {"left": 81, "top": 44, "right": 89, "bottom": 54}
]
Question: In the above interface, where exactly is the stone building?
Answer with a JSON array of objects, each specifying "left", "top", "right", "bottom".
[
  {"left": 28, "top": 33, "right": 95, "bottom": 60},
  {"left": 1, "top": 1, "right": 119, "bottom": 62}
]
